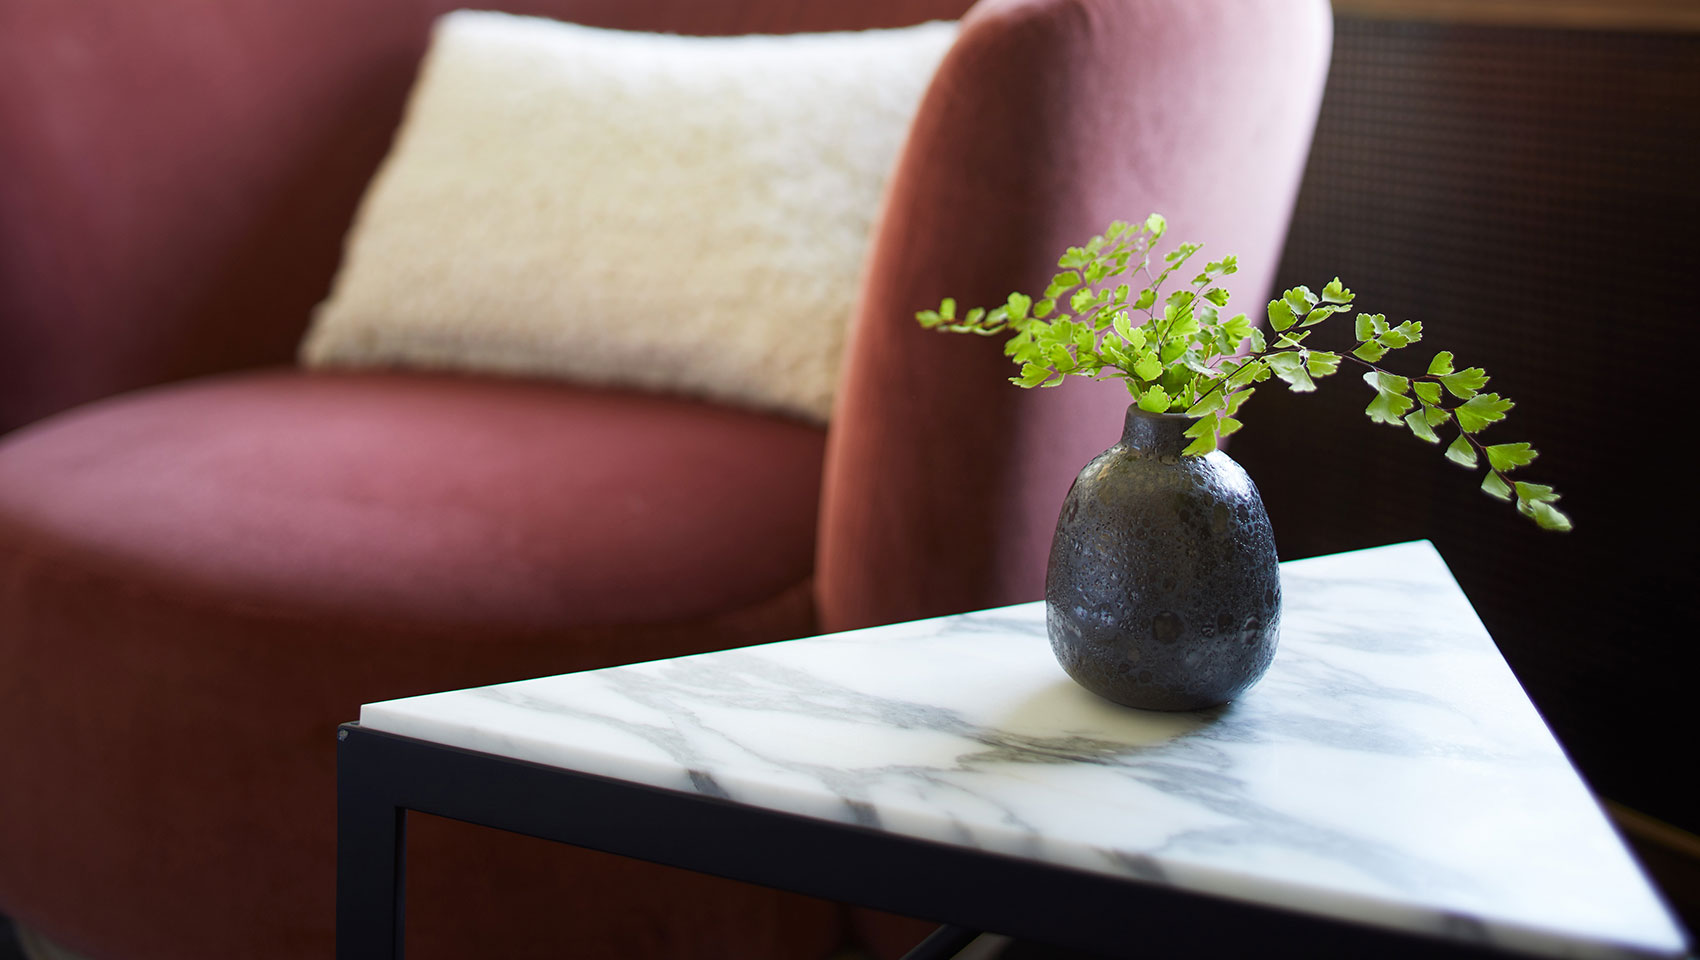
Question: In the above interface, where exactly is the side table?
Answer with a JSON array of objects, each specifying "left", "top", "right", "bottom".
[{"left": 337, "top": 541, "right": 1690, "bottom": 959}]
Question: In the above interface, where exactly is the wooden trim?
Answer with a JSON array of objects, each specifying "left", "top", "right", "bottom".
[
  {"left": 1605, "top": 800, "right": 1700, "bottom": 862},
  {"left": 1331, "top": 0, "right": 1700, "bottom": 32}
]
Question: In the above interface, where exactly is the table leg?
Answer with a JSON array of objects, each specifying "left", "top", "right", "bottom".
[{"left": 337, "top": 726, "right": 408, "bottom": 959}]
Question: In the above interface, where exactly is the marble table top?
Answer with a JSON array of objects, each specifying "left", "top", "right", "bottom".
[{"left": 360, "top": 541, "right": 1689, "bottom": 959}]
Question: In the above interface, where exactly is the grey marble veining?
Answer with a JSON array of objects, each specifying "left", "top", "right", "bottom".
[{"left": 361, "top": 541, "right": 1689, "bottom": 959}]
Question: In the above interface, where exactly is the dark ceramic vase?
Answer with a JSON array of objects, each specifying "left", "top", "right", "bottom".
[{"left": 1046, "top": 404, "right": 1281, "bottom": 710}]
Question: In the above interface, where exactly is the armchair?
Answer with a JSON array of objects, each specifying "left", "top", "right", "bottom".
[{"left": 0, "top": 0, "right": 1330, "bottom": 958}]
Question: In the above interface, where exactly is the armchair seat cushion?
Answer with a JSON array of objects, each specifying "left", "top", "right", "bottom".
[
  {"left": 0, "top": 368, "right": 825, "bottom": 631},
  {"left": 0, "top": 368, "right": 834, "bottom": 960}
]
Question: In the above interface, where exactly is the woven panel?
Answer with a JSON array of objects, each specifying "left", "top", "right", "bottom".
[{"left": 1231, "top": 18, "right": 1700, "bottom": 828}]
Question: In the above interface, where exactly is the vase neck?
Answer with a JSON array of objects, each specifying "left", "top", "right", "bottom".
[{"left": 1120, "top": 405, "right": 1195, "bottom": 459}]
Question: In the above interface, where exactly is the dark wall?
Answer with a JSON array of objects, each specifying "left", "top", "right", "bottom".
[{"left": 1231, "top": 17, "right": 1699, "bottom": 830}]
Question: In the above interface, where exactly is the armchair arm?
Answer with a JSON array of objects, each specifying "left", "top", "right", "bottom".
[{"left": 817, "top": 0, "right": 1332, "bottom": 631}]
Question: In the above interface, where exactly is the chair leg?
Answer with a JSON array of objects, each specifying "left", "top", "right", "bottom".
[{"left": 899, "top": 925, "right": 986, "bottom": 960}]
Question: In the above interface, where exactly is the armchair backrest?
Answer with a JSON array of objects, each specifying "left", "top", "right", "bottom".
[
  {"left": 2, "top": 0, "right": 1332, "bottom": 633},
  {"left": 817, "top": 0, "right": 1333, "bottom": 629},
  {"left": 0, "top": 0, "right": 972, "bottom": 435}
]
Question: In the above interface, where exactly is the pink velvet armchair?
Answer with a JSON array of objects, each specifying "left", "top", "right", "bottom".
[{"left": 0, "top": 0, "right": 1331, "bottom": 957}]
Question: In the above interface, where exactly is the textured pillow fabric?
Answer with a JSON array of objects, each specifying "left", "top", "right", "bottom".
[{"left": 300, "top": 11, "right": 957, "bottom": 423}]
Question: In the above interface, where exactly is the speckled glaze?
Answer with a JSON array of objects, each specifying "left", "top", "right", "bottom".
[{"left": 1046, "top": 404, "right": 1280, "bottom": 710}]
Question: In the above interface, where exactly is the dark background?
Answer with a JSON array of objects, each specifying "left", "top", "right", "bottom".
[
  {"left": 0, "top": 916, "right": 20, "bottom": 960},
  {"left": 1231, "top": 16, "right": 1698, "bottom": 833}
]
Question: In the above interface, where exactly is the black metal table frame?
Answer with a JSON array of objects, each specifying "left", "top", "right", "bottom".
[{"left": 337, "top": 723, "right": 1513, "bottom": 959}]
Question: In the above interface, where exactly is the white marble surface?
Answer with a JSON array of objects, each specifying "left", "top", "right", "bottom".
[{"left": 361, "top": 541, "right": 1689, "bottom": 959}]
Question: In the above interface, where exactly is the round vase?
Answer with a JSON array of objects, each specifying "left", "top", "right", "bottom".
[{"left": 1045, "top": 404, "right": 1281, "bottom": 710}]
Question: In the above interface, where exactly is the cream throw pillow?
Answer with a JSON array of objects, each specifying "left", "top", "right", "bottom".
[{"left": 300, "top": 11, "right": 958, "bottom": 423}]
